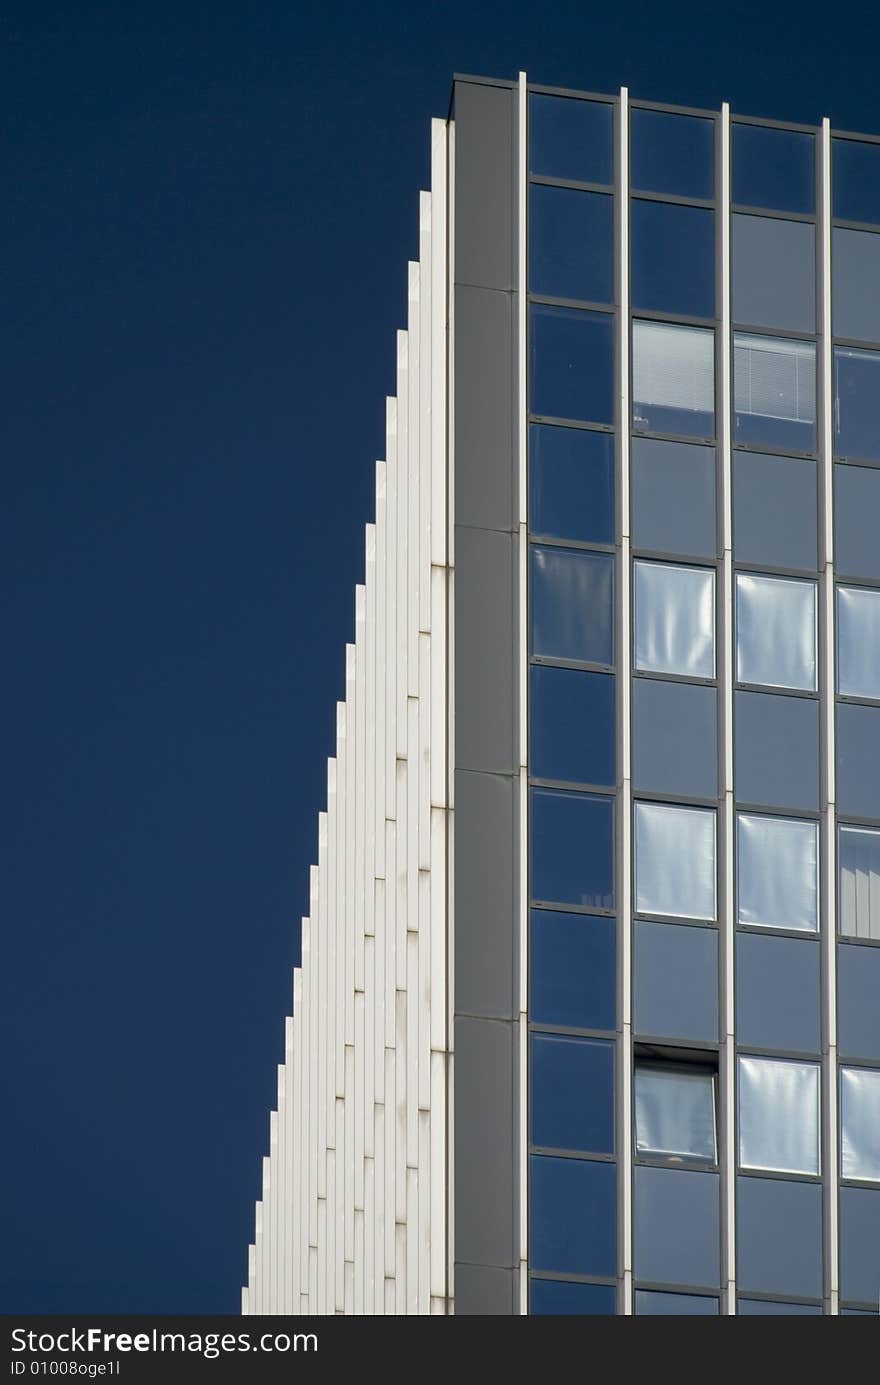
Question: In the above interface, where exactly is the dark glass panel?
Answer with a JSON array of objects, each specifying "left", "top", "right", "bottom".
[{"left": 530, "top": 787, "right": 614, "bottom": 908}]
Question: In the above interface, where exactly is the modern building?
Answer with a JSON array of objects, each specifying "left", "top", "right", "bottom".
[{"left": 242, "top": 73, "right": 880, "bottom": 1315}]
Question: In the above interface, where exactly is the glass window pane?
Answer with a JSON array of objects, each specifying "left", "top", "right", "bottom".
[
  {"left": 734, "top": 332, "right": 816, "bottom": 452},
  {"left": 530, "top": 1278, "right": 616, "bottom": 1315},
  {"left": 630, "top": 107, "right": 714, "bottom": 200},
  {"left": 833, "top": 228, "right": 880, "bottom": 344},
  {"left": 530, "top": 665, "right": 615, "bottom": 786},
  {"left": 834, "top": 346, "right": 880, "bottom": 461},
  {"left": 634, "top": 559, "right": 715, "bottom": 678},
  {"left": 738, "top": 1299, "right": 822, "bottom": 1315},
  {"left": 737, "top": 1056, "right": 820, "bottom": 1175},
  {"left": 836, "top": 462, "right": 880, "bottom": 581},
  {"left": 529, "top": 1154, "right": 616, "bottom": 1276},
  {"left": 735, "top": 572, "right": 816, "bottom": 691},
  {"left": 735, "top": 689, "right": 820, "bottom": 811},
  {"left": 838, "top": 585, "right": 880, "bottom": 699},
  {"left": 736, "top": 812, "right": 818, "bottom": 932},
  {"left": 531, "top": 1034, "right": 614, "bottom": 1153},
  {"left": 634, "top": 920, "right": 718, "bottom": 1043},
  {"left": 841, "top": 1067, "right": 880, "bottom": 1182},
  {"left": 732, "top": 123, "right": 815, "bottom": 215},
  {"left": 633, "top": 1165, "right": 720, "bottom": 1289},
  {"left": 634, "top": 801, "right": 716, "bottom": 921},
  {"left": 733, "top": 451, "right": 818, "bottom": 572},
  {"left": 736, "top": 932, "right": 821, "bottom": 1054},
  {"left": 633, "top": 320, "right": 715, "bottom": 439},
  {"left": 634, "top": 1067, "right": 717, "bottom": 1161},
  {"left": 529, "top": 184, "right": 613, "bottom": 303},
  {"left": 530, "top": 303, "right": 614, "bottom": 426},
  {"left": 531, "top": 788, "right": 614, "bottom": 908},
  {"left": 529, "top": 422, "right": 614, "bottom": 544},
  {"left": 732, "top": 213, "right": 815, "bottom": 332},
  {"left": 631, "top": 437, "right": 716, "bottom": 559},
  {"left": 833, "top": 137, "right": 880, "bottom": 226},
  {"left": 631, "top": 200, "right": 715, "bottom": 318},
  {"left": 737, "top": 1175, "right": 823, "bottom": 1297},
  {"left": 530, "top": 544, "right": 613, "bottom": 664},
  {"left": 837, "top": 702, "right": 880, "bottom": 819},
  {"left": 636, "top": 1290, "right": 719, "bottom": 1315},
  {"left": 530, "top": 908, "right": 616, "bottom": 1032},
  {"left": 529, "top": 93, "right": 614, "bottom": 185},
  {"left": 837, "top": 941, "right": 880, "bottom": 1059}
]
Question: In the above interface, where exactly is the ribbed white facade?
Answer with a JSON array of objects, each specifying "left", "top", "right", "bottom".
[{"left": 242, "top": 117, "right": 452, "bottom": 1316}]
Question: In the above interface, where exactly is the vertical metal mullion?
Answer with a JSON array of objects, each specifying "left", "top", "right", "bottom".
[
  {"left": 616, "top": 85, "right": 633, "bottom": 1317},
  {"left": 819, "top": 115, "right": 839, "bottom": 1315},
  {"left": 517, "top": 68, "right": 530, "bottom": 1318},
  {"left": 719, "top": 102, "right": 737, "bottom": 1316}
]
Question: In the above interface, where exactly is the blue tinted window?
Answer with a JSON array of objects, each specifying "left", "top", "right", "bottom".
[
  {"left": 530, "top": 908, "right": 616, "bottom": 1031},
  {"left": 732, "top": 124, "right": 815, "bottom": 215},
  {"left": 834, "top": 138, "right": 880, "bottom": 226},
  {"left": 529, "top": 423, "right": 614, "bottom": 544},
  {"left": 530, "top": 1154, "right": 617, "bottom": 1276},
  {"left": 531, "top": 788, "right": 614, "bottom": 908},
  {"left": 530, "top": 184, "right": 613, "bottom": 303},
  {"left": 738, "top": 1299, "right": 822, "bottom": 1315},
  {"left": 530, "top": 544, "right": 614, "bottom": 664},
  {"left": 530, "top": 665, "right": 615, "bottom": 786},
  {"left": 529, "top": 94, "right": 614, "bottom": 185},
  {"left": 531, "top": 1034, "right": 615, "bottom": 1153},
  {"left": 635, "top": 1290, "right": 719, "bottom": 1315},
  {"left": 530, "top": 303, "right": 614, "bottom": 424},
  {"left": 631, "top": 200, "right": 715, "bottom": 319},
  {"left": 530, "top": 1278, "right": 616, "bottom": 1315},
  {"left": 630, "top": 107, "right": 714, "bottom": 200},
  {"left": 835, "top": 346, "right": 880, "bottom": 461}
]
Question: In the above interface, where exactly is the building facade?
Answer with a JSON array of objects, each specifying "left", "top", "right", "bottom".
[{"left": 242, "top": 73, "right": 880, "bottom": 1315}]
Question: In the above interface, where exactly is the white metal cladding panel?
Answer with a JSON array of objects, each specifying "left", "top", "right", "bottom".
[{"left": 243, "top": 119, "right": 451, "bottom": 1315}]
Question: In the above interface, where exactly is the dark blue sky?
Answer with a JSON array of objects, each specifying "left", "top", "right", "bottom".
[{"left": 3, "top": 1, "right": 876, "bottom": 1315}]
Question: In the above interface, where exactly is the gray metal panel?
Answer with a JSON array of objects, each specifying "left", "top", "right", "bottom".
[
  {"left": 833, "top": 226, "right": 880, "bottom": 344},
  {"left": 454, "top": 285, "right": 515, "bottom": 533},
  {"left": 732, "top": 212, "right": 816, "bottom": 332},
  {"left": 733, "top": 451, "right": 818, "bottom": 572},
  {"left": 630, "top": 436, "right": 716, "bottom": 559},
  {"left": 736, "top": 1176, "right": 822, "bottom": 1298},
  {"left": 735, "top": 932, "right": 821, "bottom": 1054},
  {"left": 452, "top": 77, "right": 520, "bottom": 1314},
  {"left": 835, "top": 462, "right": 880, "bottom": 581},
  {"left": 632, "top": 677, "right": 717, "bottom": 799},
  {"left": 839, "top": 1185, "right": 880, "bottom": 1303},
  {"left": 734, "top": 690, "right": 820, "bottom": 811},
  {"left": 453, "top": 80, "right": 515, "bottom": 292},
  {"left": 455, "top": 769, "right": 516, "bottom": 1020},
  {"left": 454, "top": 1016, "right": 518, "bottom": 1271},
  {"left": 455, "top": 525, "right": 516, "bottom": 774},
  {"left": 633, "top": 1165, "right": 721, "bottom": 1288},
  {"left": 633, "top": 920, "right": 718, "bottom": 1043},
  {"left": 837, "top": 942, "right": 880, "bottom": 1059},
  {"left": 454, "top": 1263, "right": 519, "bottom": 1315},
  {"left": 837, "top": 702, "right": 880, "bottom": 818}
]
